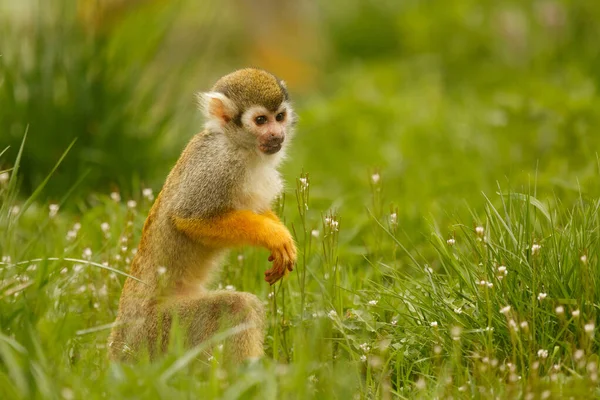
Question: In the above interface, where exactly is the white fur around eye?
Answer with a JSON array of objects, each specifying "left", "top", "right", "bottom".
[
  {"left": 241, "top": 106, "right": 270, "bottom": 127},
  {"left": 278, "top": 102, "right": 295, "bottom": 124}
]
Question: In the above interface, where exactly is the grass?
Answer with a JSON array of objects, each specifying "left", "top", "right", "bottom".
[{"left": 1, "top": 128, "right": 599, "bottom": 398}]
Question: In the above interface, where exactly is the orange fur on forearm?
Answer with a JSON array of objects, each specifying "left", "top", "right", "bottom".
[{"left": 173, "top": 209, "right": 290, "bottom": 249}]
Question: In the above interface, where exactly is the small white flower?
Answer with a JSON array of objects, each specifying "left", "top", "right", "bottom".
[
  {"left": 0, "top": 171, "right": 9, "bottom": 184},
  {"left": 572, "top": 309, "right": 580, "bottom": 318},
  {"left": 552, "top": 363, "right": 561, "bottom": 372},
  {"left": 82, "top": 248, "right": 92, "bottom": 260},
  {"left": 157, "top": 266, "right": 167, "bottom": 275},
  {"left": 327, "top": 310, "right": 337, "bottom": 319},
  {"left": 311, "top": 229, "right": 320, "bottom": 238},
  {"left": 475, "top": 226, "right": 484, "bottom": 236},
  {"left": 531, "top": 243, "right": 542, "bottom": 255},
  {"left": 371, "top": 173, "right": 380, "bottom": 184},
  {"left": 49, "top": 204, "right": 59, "bottom": 218},
  {"left": 360, "top": 355, "right": 367, "bottom": 362},
  {"left": 454, "top": 307, "right": 462, "bottom": 314},
  {"left": 500, "top": 305, "right": 511, "bottom": 314},
  {"left": 368, "top": 300, "right": 378, "bottom": 306},
  {"left": 478, "top": 280, "right": 487, "bottom": 286},
  {"left": 225, "top": 285, "right": 235, "bottom": 291},
  {"left": 389, "top": 213, "right": 397, "bottom": 225},
  {"left": 267, "top": 292, "right": 274, "bottom": 299},
  {"left": 447, "top": 238, "right": 456, "bottom": 246},
  {"left": 487, "top": 282, "right": 493, "bottom": 288},
  {"left": 61, "top": 387, "right": 74, "bottom": 400},
  {"left": 298, "top": 177, "right": 308, "bottom": 189},
  {"left": 142, "top": 188, "right": 154, "bottom": 201},
  {"left": 580, "top": 255, "right": 588, "bottom": 264},
  {"left": 11, "top": 205, "right": 20, "bottom": 215},
  {"left": 498, "top": 265, "right": 507, "bottom": 275},
  {"left": 451, "top": 326, "right": 462, "bottom": 341},
  {"left": 430, "top": 321, "right": 438, "bottom": 327},
  {"left": 574, "top": 349, "right": 585, "bottom": 361},
  {"left": 127, "top": 200, "right": 137, "bottom": 209},
  {"left": 101, "top": 222, "right": 110, "bottom": 233},
  {"left": 537, "top": 349, "right": 549, "bottom": 359},
  {"left": 541, "top": 390, "right": 551, "bottom": 400},
  {"left": 555, "top": 306, "right": 564, "bottom": 315},
  {"left": 237, "top": 254, "right": 244, "bottom": 262},
  {"left": 509, "top": 319, "right": 518, "bottom": 330},
  {"left": 110, "top": 192, "right": 121, "bottom": 202},
  {"left": 584, "top": 323, "right": 595, "bottom": 335},
  {"left": 537, "top": 292, "right": 547, "bottom": 301},
  {"left": 330, "top": 220, "right": 339, "bottom": 231},
  {"left": 391, "top": 319, "right": 398, "bottom": 326},
  {"left": 73, "top": 264, "right": 83, "bottom": 273},
  {"left": 66, "top": 230, "right": 77, "bottom": 241}
]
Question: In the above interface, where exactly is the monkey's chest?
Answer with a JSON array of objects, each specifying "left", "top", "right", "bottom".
[{"left": 234, "top": 165, "right": 282, "bottom": 213}]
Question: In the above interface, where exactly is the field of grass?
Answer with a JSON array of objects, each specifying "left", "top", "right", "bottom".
[
  {"left": 1, "top": 83, "right": 600, "bottom": 399},
  {"left": 2, "top": 1, "right": 600, "bottom": 399}
]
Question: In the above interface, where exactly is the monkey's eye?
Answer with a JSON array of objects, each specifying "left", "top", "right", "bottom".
[
  {"left": 255, "top": 116, "right": 267, "bottom": 125},
  {"left": 275, "top": 112, "right": 286, "bottom": 122}
]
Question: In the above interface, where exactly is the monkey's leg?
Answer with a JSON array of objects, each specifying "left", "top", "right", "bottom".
[
  {"left": 172, "top": 210, "right": 296, "bottom": 284},
  {"left": 172, "top": 290, "right": 265, "bottom": 364}
]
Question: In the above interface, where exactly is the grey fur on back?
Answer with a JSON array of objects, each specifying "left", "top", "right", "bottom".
[{"left": 167, "top": 131, "right": 246, "bottom": 219}]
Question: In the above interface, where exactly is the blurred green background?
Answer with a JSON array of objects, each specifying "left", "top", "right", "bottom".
[
  {"left": 2, "top": 2, "right": 600, "bottom": 397},
  {"left": 1, "top": 0, "right": 599, "bottom": 211}
]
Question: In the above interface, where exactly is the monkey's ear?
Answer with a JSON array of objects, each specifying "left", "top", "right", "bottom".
[{"left": 197, "top": 92, "right": 237, "bottom": 125}]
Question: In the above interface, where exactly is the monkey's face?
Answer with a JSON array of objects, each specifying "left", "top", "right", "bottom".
[
  {"left": 240, "top": 103, "right": 291, "bottom": 155},
  {"left": 200, "top": 68, "right": 295, "bottom": 156}
]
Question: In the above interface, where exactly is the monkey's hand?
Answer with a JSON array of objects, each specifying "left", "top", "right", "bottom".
[
  {"left": 261, "top": 210, "right": 296, "bottom": 285},
  {"left": 264, "top": 228, "right": 296, "bottom": 285},
  {"left": 172, "top": 210, "right": 296, "bottom": 285}
]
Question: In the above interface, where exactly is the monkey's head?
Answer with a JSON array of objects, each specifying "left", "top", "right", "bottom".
[{"left": 199, "top": 68, "right": 295, "bottom": 157}]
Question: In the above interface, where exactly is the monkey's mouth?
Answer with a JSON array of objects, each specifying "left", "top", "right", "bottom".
[{"left": 259, "top": 142, "right": 283, "bottom": 155}]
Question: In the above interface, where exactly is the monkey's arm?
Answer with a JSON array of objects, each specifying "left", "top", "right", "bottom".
[{"left": 172, "top": 210, "right": 296, "bottom": 284}]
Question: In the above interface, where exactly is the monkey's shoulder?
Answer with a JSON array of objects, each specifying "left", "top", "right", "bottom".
[{"left": 163, "top": 132, "right": 244, "bottom": 218}]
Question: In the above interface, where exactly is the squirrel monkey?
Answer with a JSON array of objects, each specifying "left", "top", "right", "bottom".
[{"left": 108, "top": 68, "right": 297, "bottom": 363}]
